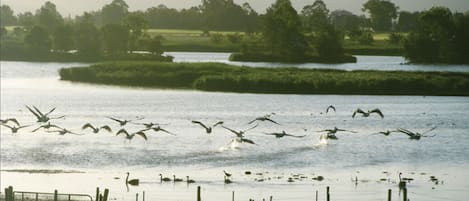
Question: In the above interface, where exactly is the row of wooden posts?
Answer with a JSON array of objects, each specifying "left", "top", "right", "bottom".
[{"left": 4, "top": 185, "right": 408, "bottom": 201}]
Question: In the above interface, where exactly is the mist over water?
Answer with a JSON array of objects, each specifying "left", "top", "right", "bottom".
[{"left": 1, "top": 58, "right": 469, "bottom": 201}]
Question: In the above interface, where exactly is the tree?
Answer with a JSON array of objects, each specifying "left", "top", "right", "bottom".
[
  {"left": 36, "top": 1, "right": 64, "bottom": 33},
  {"left": 362, "top": 0, "right": 398, "bottom": 31},
  {"left": 101, "top": 0, "right": 129, "bottom": 25},
  {"left": 24, "top": 26, "right": 51, "bottom": 54},
  {"left": 1, "top": 5, "right": 17, "bottom": 26},
  {"left": 101, "top": 24, "right": 129, "bottom": 55},
  {"left": 263, "top": 0, "right": 308, "bottom": 59},
  {"left": 146, "top": 35, "right": 164, "bottom": 55},
  {"left": 53, "top": 24, "right": 74, "bottom": 52},
  {"left": 329, "top": 10, "right": 363, "bottom": 32},
  {"left": 200, "top": 0, "right": 251, "bottom": 30},
  {"left": 301, "top": 0, "right": 329, "bottom": 32},
  {"left": 124, "top": 11, "right": 147, "bottom": 52},
  {"left": 314, "top": 25, "right": 344, "bottom": 58},
  {"left": 74, "top": 22, "right": 101, "bottom": 58},
  {"left": 18, "top": 12, "right": 35, "bottom": 29},
  {"left": 0, "top": 26, "right": 7, "bottom": 38},
  {"left": 397, "top": 11, "right": 419, "bottom": 32}
]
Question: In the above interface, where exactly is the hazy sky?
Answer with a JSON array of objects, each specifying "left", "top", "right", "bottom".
[{"left": 2, "top": 0, "right": 469, "bottom": 16}]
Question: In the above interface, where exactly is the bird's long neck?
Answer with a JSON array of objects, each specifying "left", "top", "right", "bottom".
[
  {"left": 126, "top": 173, "right": 129, "bottom": 183},
  {"left": 399, "top": 174, "right": 402, "bottom": 182}
]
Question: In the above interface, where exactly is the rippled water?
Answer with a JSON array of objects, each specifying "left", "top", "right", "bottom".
[{"left": 1, "top": 60, "right": 469, "bottom": 201}]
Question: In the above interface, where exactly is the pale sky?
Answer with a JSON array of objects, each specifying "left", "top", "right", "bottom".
[{"left": 2, "top": 0, "right": 469, "bottom": 16}]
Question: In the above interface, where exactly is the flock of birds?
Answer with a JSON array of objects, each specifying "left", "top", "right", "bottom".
[{"left": 1, "top": 105, "right": 438, "bottom": 145}]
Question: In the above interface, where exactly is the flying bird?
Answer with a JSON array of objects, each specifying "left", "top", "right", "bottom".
[
  {"left": 149, "top": 126, "right": 176, "bottom": 135},
  {"left": 248, "top": 115, "right": 280, "bottom": 125},
  {"left": 25, "top": 105, "right": 65, "bottom": 123},
  {"left": 1, "top": 124, "right": 30, "bottom": 134},
  {"left": 82, "top": 123, "right": 112, "bottom": 134},
  {"left": 107, "top": 117, "right": 132, "bottom": 126},
  {"left": 138, "top": 122, "right": 168, "bottom": 129},
  {"left": 263, "top": 131, "right": 306, "bottom": 138},
  {"left": 191, "top": 120, "right": 223, "bottom": 134},
  {"left": 116, "top": 129, "right": 148, "bottom": 141},
  {"left": 316, "top": 127, "right": 357, "bottom": 140},
  {"left": 31, "top": 122, "right": 62, "bottom": 132},
  {"left": 0, "top": 118, "right": 20, "bottom": 126},
  {"left": 326, "top": 105, "right": 336, "bottom": 114},
  {"left": 371, "top": 130, "right": 399, "bottom": 136},
  {"left": 396, "top": 127, "right": 437, "bottom": 140},
  {"left": 352, "top": 108, "right": 384, "bottom": 118},
  {"left": 222, "top": 124, "right": 258, "bottom": 138},
  {"left": 47, "top": 128, "right": 83, "bottom": 135}
]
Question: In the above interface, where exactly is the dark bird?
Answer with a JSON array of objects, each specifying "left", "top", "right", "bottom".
[
  {"left": 186, "top": 176, "right": 195, "bottom": 183},
  {"left": 46, "top": 128, "right": 83, "bottom": 135},
  {"left": 0, "top": 118, "right": 20, "bottom": 126},
  {"left": 25, "top": 105, "right": 65, "bottom": 123},
  {"left": 224, "top": 176, "right": 232, "bottom": 184},
  {"left": 222, "top": 124, "right": 258, "bottom": 138},
  {"left": 317, "top": 127, "right": 357, "bottom": 140},
  {"left": 138, "top": 122, "right": 168, "bottom": 129},
  {"left": 326, "top": 105, "right": 336, "bottom": 114},
  {"left": 31, "top": 122, "right": 62, "bottom": 132},
  {"left": 116, "top": 129, "right": 148, "bottom": 141},
  {"left": 149, "top": 126, "right": 176, "bottom": 135},
  {"left": 399, "top": 172, "right": 406, "bottom": 189},
  {"left": 159, "top": 174, "right": 171, "bottom": 182},
  {"left": 82, "top": 123, "right": 112, "bottom": 134},
  {"left": 191, "top": 120, "right": 224, "bottom": 134},
  {"left": 173, "top": 175, "right": 183, "bottom": 182},
  {"left": 352, "top": 108, "right": 384, "bottom": 118},
  {"left": 107, "top": 117, "right": 133, "bottom": 126},
  {"left": 126, "top": 172, "right": 139, "bottom": 186},
  {"left": 263, "top": 131, "right": 306, "bottom": 138},
  {"left": 396, "top": 127, "right": 437, "bottom": 140},
  {"left": 371, "top": 130, "right": 399, "bottom": 136},
  {"left": 223, "top": 170, "right": 232, "bottom": 177},
  {"left": 248, "top": 115, "right": 280, "bottom": 125},
  {"left": 1, "top": 124, "right": 30, "bottom": 134}
]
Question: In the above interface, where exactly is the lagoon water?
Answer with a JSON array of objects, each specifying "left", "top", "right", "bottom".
[{"left": 1, "top": 58, "right": 469, "bottom": 201}]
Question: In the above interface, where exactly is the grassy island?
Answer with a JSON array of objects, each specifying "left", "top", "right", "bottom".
[{"left": 59, "top": 61, "right": 469, "bottom": 96}]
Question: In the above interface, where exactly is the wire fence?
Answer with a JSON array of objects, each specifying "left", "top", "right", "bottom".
[{"left": 2, "top": 187, "right": 93, "bottom": 201}]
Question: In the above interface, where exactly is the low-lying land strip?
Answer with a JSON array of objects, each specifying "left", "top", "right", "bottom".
[{"left": 59, "top": 61, "right": 469, "bottom": 96}]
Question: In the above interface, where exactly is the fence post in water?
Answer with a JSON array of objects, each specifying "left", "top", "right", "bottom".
[
  {"left": 99, "top": 194, "right": 103, "bottom": 201},
  {"left": 326, "top": 186, "right": 330, "bottom": 201},
  {"left": 197, "top": 186, "right": 201, "bottom": 201},
  {"left": 232, "top": 191, "right": 234, "bottom": 201},
  {"left": 136, "top": 193, "right": 139, "bottom": 201},
  {"left": 8, "top": 186, "right": 14, "bottom": 201},
  {"left": 54, "top": 190, "right": 58, "bottom": 201},
  {"left": 387, "top": 189, "right": 391, "bottom": 201},
  {"left": 4, "top": 187, "right": 11, "bottom": 201},
  {"left": 315, "top": 190, "right": 318, "bottom": 201},
  {"left": 35, "top": 193, "right": 38, "bottom": 201},
  {"left": 403, "top": 188, "right": 407, "bottom": 201},
  {"left": 95, "top": 187, "right": 100, "bottom": 201},
  {"left": 103, "top": 189, "right": 109, "bottom": 201},
  {"left": 142, "top": 191, "right": 145, "bottom": 201},
  {"left": 270, "top": 196, "right": 273, "bottom": 201}
]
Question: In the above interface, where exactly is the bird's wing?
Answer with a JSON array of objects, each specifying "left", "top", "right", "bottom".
[
  {"left": 244, "top": 124, "right": 259, "bottom": 132},
  {"left": 241, "top": 138, "right": 256, "bottom": 144},
  {"left": 50, "top": 115, "right": 65, "bottom": 120},
  {"left": 247, "top": 119, "right": 257, "bottom": 124},
  {"left": 192, "top": 121, "right": 209, "bottom": 130},
  {"left": 7, "top": 118, "right": 20, "bottom": 126},
  {"left": 265, "top": 117, "right": 280, "bottom": 125},
  {"left": 370, "top": 109, "right": 384, "bottom": 118},
  {"left": 32, "top": 106, "right": 46, "bottom": 117},
  {"left": 2, "top": 124, "right": 13, "bottom": 129},
  {"left": 353, "top": 108, "right": 365, "bottom": 117},
  {"left": 157, "top": 128, "right": 176, "bottom": 135},
  {"left": 31, "top": 126, "right": 43, "bottom": 132},
  {"left": 222, "top": 126, "right": 239, "bottom": 135},
  {"left": 326, "top": 105, "right": 336, "bottom": 113},
  {"left": 44, "top": 107, "right": 56, "bottom": 116},
  {"left": 50, "top": 124, "right": 63, "bottom": 130},
  {"left": 25, "top": 105, "right": 41, "bottom": 119},
  {"left": 116, "top": 129, "right": 129, "bottom": 136},
  {"left": 285, "top": 133, "right": 306, "bottom": 138},
  {"left": 100, "top": 125, "right": 112, "bottom": 132},
  {"left": 135, "top": 131, "right": 148, "bottom": 140},
  {"left": 342, "top": 129, "right": 358, "bottom": 133},
  {"left": 263, "top": 132, "right": 278, "bottom": 136},
  {"left": 68, "top": 130, "right": 84, "bottom": 136},
  {"left": 82, "top": 123, "right": 94, "bottom": 130},
  {"left": 18, "top": 125, "right": 31, "bottom": 129},
  {"left": 107, "top": 117, "right": 123, "bottom": 123},
  {"left": 422, "top": 126, "right": 437, "bottom": 135},
  {"left": 397, "top": 128, "right": 414, "bottom": 136},
  {"left": 212, "top": 121, "right": 224, "bottom": 127}
]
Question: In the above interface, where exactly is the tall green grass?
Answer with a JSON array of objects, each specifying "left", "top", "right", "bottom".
[{"left": 59, "top": 61, "right": 469, "bottom": 96}]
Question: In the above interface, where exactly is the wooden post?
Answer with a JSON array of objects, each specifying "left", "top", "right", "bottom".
[
  {"left": 403, "top": 188, "right": 407, "bottom": 201},
  {"left": 54, "top": 190, "right": 58, "bottom": 201},
  {"left": 4, "top": 188, "right": 9, "bottom": 201},
  {"left": 99, "top": 194, "right": 103, "bottom": 201},
  {"left": 68, "top": 194, "right": 71, "bottom": 201},
  {"left": 197, "top": 186, "right": 201, "bottom": 201},
  {"left": 326, "top": 186, "right": 330, "bottom": 201},
  {"left": 136, "top": 193, "right": 139, "bottom": 201},
  {"left": 9, "top": 186, "right": 14, "bottom": 201},
  {"left": 232, "top": 191, "right": 234, "bottom": 201},
  {"left": 96, "top": 187, "right": 100, "bottom": 201},
  {"left": 103, "top": 189, "right": 109, "bottom": 201},
  {"left": 21, "top": 192, "right": 24, "bottom": 201},
  {"left": 315, "top": 190, "right": 318, "bottom": 201},
  {"left": 387, "top": 189, "right": 392, "bottom": 201},
  {"left": 142, "top": 191, "right": 145, "bottom": 201},
  {"left": 269, "top": 196, "right": 272, "bottom": 201},
  {"left": 35, "top": 193, "right": 38, "bottom": 201}
]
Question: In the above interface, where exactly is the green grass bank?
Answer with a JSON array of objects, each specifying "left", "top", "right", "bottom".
[{"left": 59, "top": 61, "right": 469, "bottom": 96}]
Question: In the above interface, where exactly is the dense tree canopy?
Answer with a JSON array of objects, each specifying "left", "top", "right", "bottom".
[
  {"left": 301, "top": 0, "right": 329, "bottom": 32},
  {"left": 362, "top": 0, "right": 398, "bottom": 31},
  {"left": 101, "top": 0, "right": 129, "bottom": 25},
  {"left": 53, "top": 24, "right": 74, "bottom": 52},
  {"left": 24, "top": 26, "right": 51, "bottom": 54},
  {"left": 101, "top": 24, "right": 129, "bottom": 55},
  {"left": 74, "top": 22, "right": 101, "bottom": 58},
  {"left": 1, "top": 5, "right": 17, "bottom": 26},
  {"left": 35, "top": 1, "right": 64, "bottom": 33},
  {"left": 397, "top": 11, "right": 419, "bottom": 32}
]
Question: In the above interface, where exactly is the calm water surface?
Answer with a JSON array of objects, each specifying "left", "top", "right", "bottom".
[{"left": 1, "top": 61, "right": 469, "bottom": 201}]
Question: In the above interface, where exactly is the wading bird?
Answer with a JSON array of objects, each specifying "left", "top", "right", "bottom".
[
  {"left": 173, "top": 175, "right": 183, "bottom": 182},
  {"left": 1, "top": 124, "right": 30, "bottom": 134},
  {"left": 126, "top": 172, "right": 139, "bottom": 186},
  {"left": 224, "top": 176, "right": 232, "bottom": 184},
  {"left": 31, "top": 122, "right": 62, "bottom": 132},
  {"left": 186, "top": 176, "right": 195, "bottom": 183},
  {"left": 352, "top": 108, "right": 384, "bottom": 118},
  {"left": 107, "top": 117, "right": 133, "bottom": 126},
  {"left": 116, "top": 129, "right": 148, "bottom": 141},
  {"left": 0, "top": 118, "right": 20, "bottom": 126},
  {"left": 248, "top": 115, "right": 280, "bottom": 125},
  {"left": 159, "top": 174, "right": 171, "bottom": 182},
  {"left": 398, "top": 172, "right": 406, "bottom": 189},
  {"left": 26, "top": 105, "right": 65, "bottom": 123},
  {"left": 223, "top": 170, "right": 232, "bottom": 178},
  {"left": 326, "top": 105, "right": 336, "bottom": 114},
  {"left": 191, "top": 120, "right": 224, "bottom": 134},
  {"left": 82, "top": 123, "right": 112, "bottom": 134},
  {"left": 263, "top": 131, "right": 306, "bottom": 138},
  {"left": 396, "top": 127, "right": 437, "bottom": 140}
]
